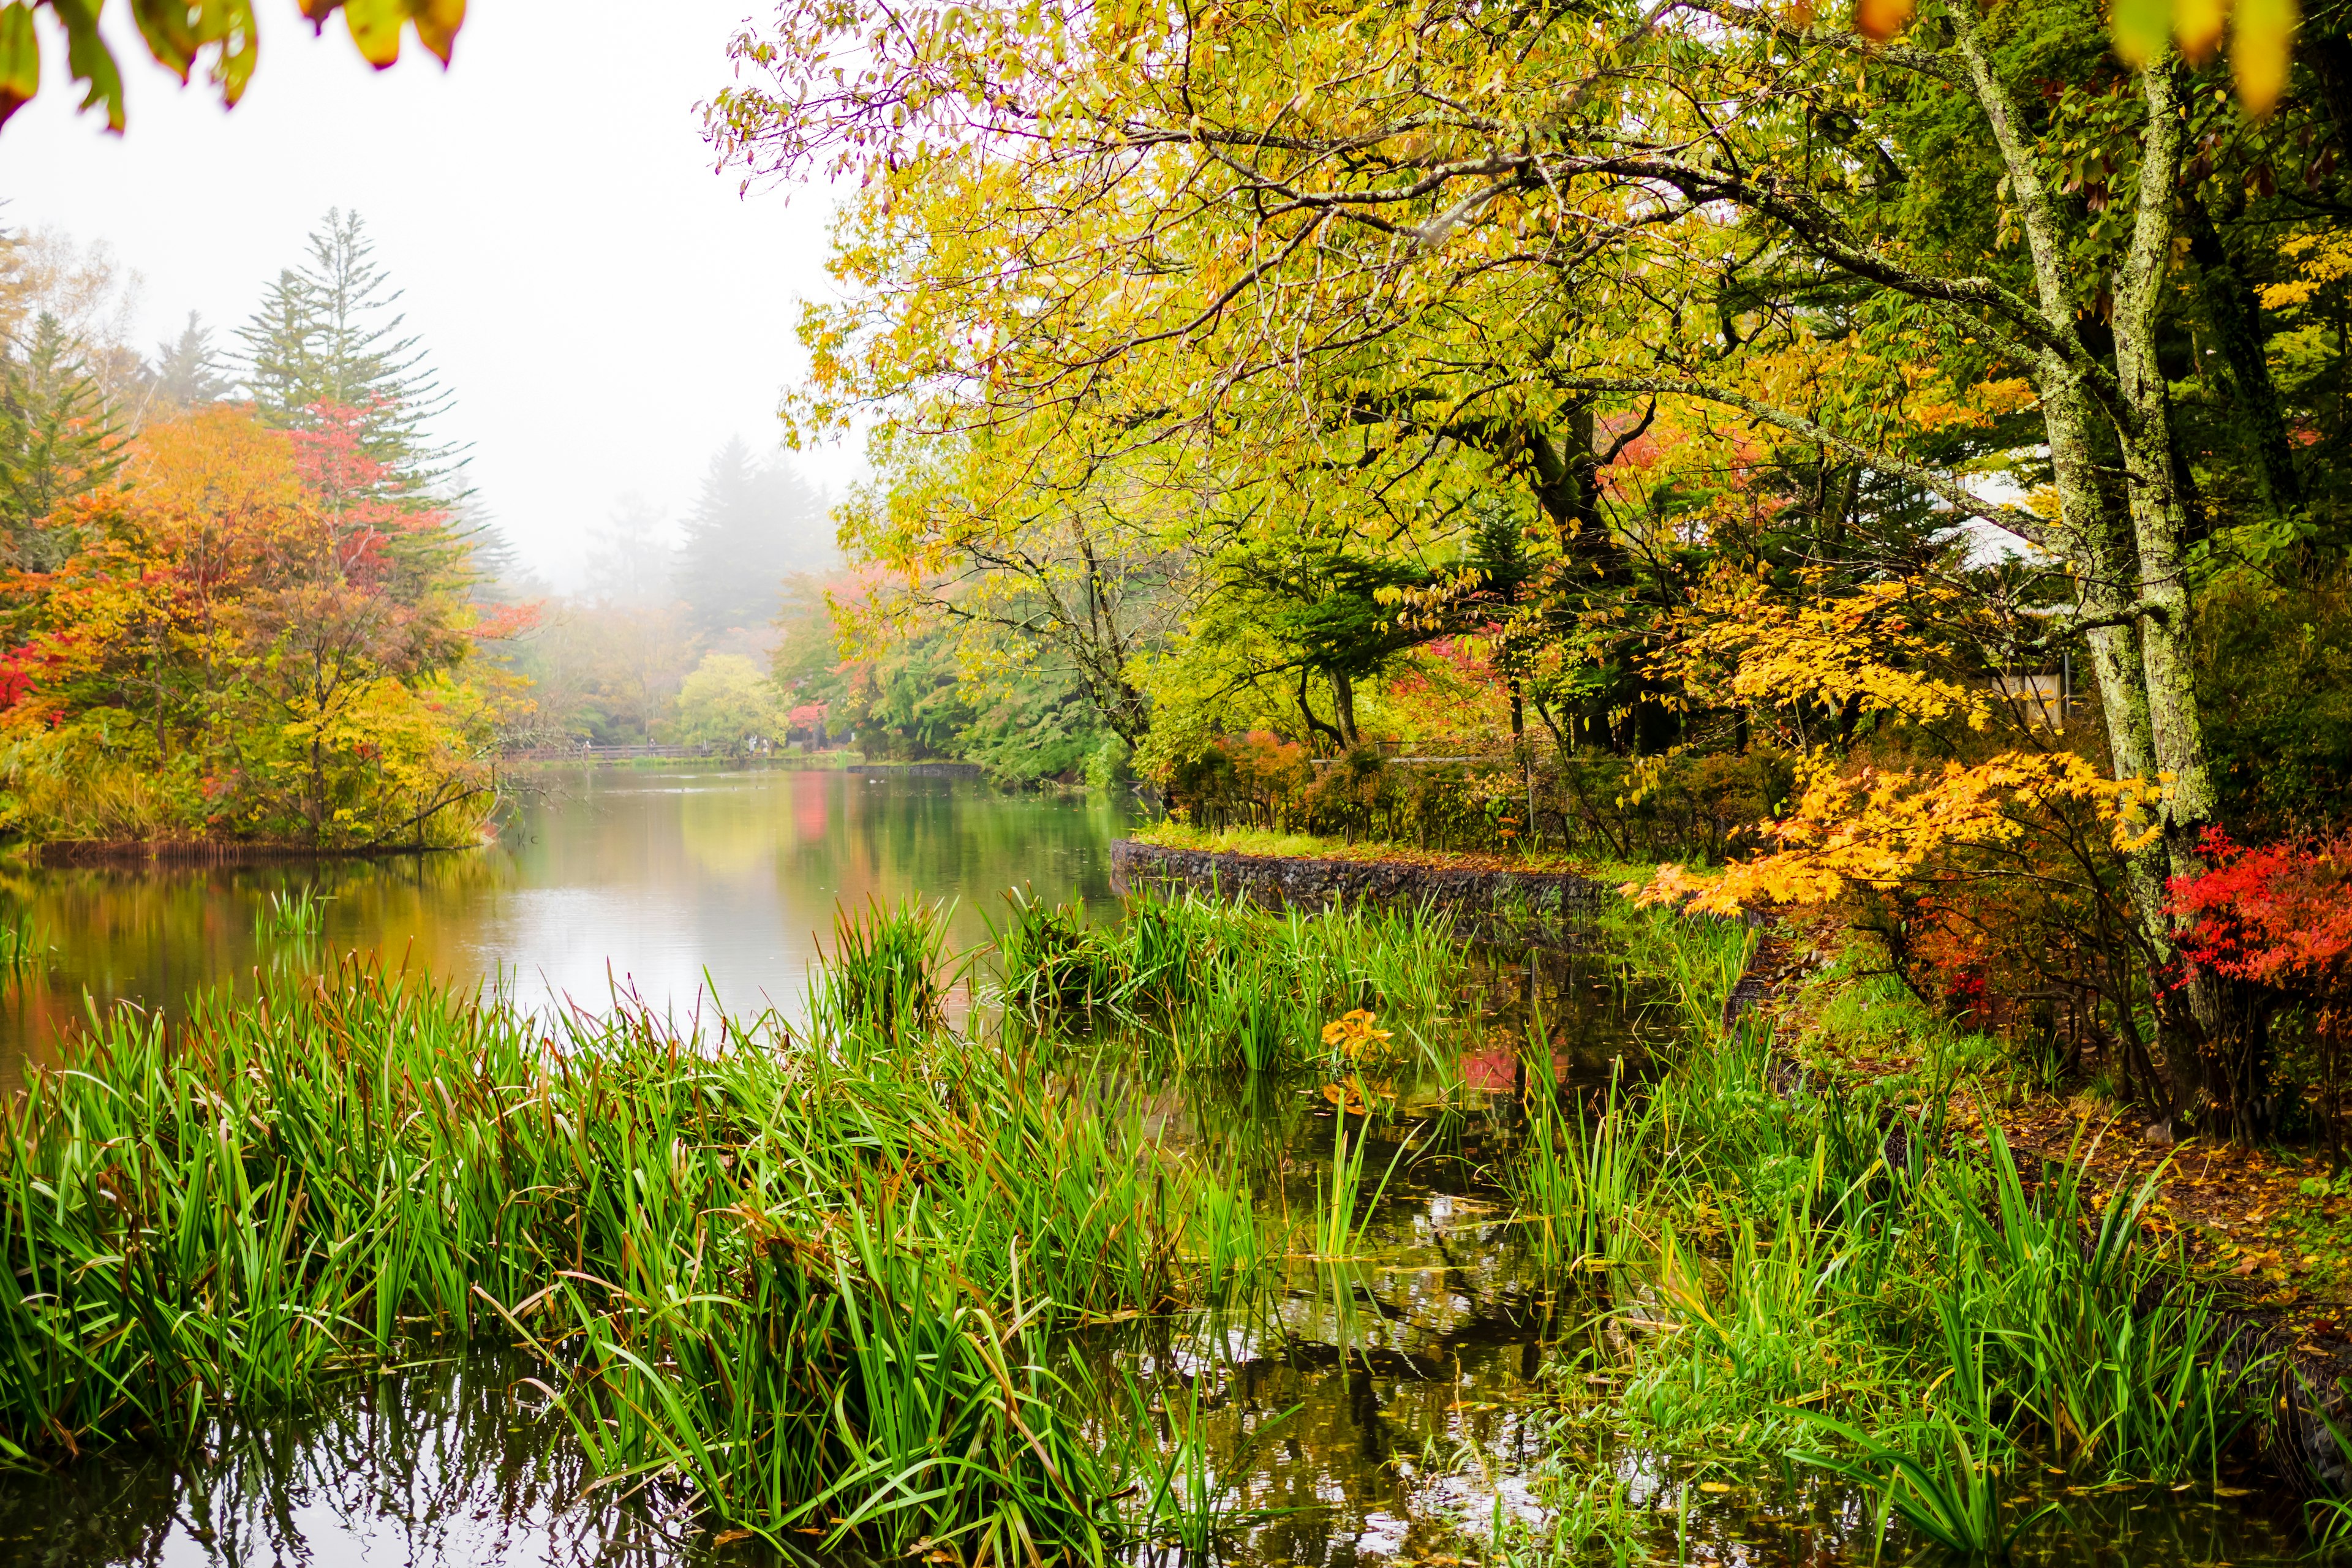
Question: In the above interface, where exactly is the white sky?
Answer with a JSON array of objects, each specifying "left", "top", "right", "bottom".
[{"left": 0, "top": 1, "right": 857, "bottom": 590}]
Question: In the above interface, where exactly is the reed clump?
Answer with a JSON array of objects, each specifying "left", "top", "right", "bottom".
[
  {"left": 0, "top": 899, "right": 1331, "bottom": 1560},
  {"left": 992, "top": 887, "right": 1460, "bottom": 1076}
]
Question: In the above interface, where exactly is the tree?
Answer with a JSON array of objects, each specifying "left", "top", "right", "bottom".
[
  {"left": 672, "top": 437, "right": 829, "bottom": 637},
  {"left": 149, "top": 311, "right": 232, "bottom": 414},
  {"left": 718, "top": 0, "right": 2352, "bottom": 1133},
  {"left": 0, "top": 405, "right": 500, "bottom": 848},
  {"left": 674, "top": 653, "right": 785, "bottom": 756},
  {"left": 0, "top": 312, "right": 123, "bottom": 567},
  {"left": 0, "top": 1, "right": 463, "bottom": 135},
  {"left": 584, "top": 494, "right": 678, "bottom": 608},
  {"left": 836, "top": 421, "right": 1194, "bottom": 751},
  {"left": 238, "top": 209, "right": 458, "bottom": 485}
]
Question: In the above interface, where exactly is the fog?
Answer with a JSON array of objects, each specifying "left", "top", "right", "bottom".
[{"left": 0, "top": 0, "right": 857, "bottom": 592}]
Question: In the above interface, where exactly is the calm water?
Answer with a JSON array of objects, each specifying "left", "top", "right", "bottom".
[{"left": 0, "top": 764, "right": 1129, "bottom": 1082}]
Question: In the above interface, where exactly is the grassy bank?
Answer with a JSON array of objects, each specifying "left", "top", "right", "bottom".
[
  {"left": 1510, "top": 902, "right": 2350, "bottom": 1557},
  {"left": 1129, "top": 819, "right": 1640, "bottom": 878}
]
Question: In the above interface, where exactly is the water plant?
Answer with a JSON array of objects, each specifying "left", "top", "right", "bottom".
[
  {"left": 0, "top": 906, "right": 44, "bottom": 980},
  {"left": 824, "top": 895, "right": 957, "bottom": 1030},
  {"left": 1512, "top": 1041, "right": 1653, "bottom": 1272},
  {"left": 1505, "top": 899, "right": 2280, "bottom": 1543},
  {"left": 1312, "top": 1102, "right": 1412, "bottom": 1261},
  {"left": 252, "top": 884, "right": 328, "bottom": 942},
  {"left": 0, "top": 930, "right": 1286, "bottom": 1555}
]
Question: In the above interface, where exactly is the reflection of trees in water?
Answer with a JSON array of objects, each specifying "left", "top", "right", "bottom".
[
  {"left": 787, "top": 775, "right": 1128, "bottom": 948},
  {"left": 0, "top": 774, "right": 1129, "bottom": 1077},
  {"left": 0, "top": 851, "right": 528, "bottom": 1079},
  {"left": 0, "top": 1352, "right": 693, "bottom": 1568}
]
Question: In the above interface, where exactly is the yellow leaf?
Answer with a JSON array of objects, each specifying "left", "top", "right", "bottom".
[
  {"left": 2173, "top": 0, "right": 2226, "bottom": 61},
  {"left": 0, "top": 4, "right": 38, "bottom": 126},
  {"left": 1853, "top": 0, "right": 1913, "bottom": 40},
  {"left": 2232, "top": 0, "right": 2297, "bottom": 115},
  {"left": 342, "top": 0, "right": 407, "bottom": 67},
  {"left": 2109, "top": 0, "right": 2171, "bottom": 64}
]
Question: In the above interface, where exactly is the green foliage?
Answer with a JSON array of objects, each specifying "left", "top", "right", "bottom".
[
  {"left": 1502, "top": 905, "right": 2268, "bottom": 1536},
  {"left": 0, "top": 886, "right": 1445, "bottom": 1551},
  {"left": 672, "top": 652, "right": 784, "bottom": 755},
  {"left": 238, "top": 209, "right": 458, "bottom": 488},
  {"left": 0, "top": 311, "right": 122, "bottom": 563},
  {"left": 825, "top": 897, "right": 956, "bottom": 1031}
]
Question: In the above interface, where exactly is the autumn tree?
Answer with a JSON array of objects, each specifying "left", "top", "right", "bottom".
[
  {"left": 0, "top": 405, "right": 503, "bottom": 848},
  {"left": 239, "top": 209, "right": 459, "bottom": 486}
]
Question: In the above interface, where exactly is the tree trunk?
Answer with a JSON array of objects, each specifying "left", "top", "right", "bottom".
[{"left": 2181, "top": 190, "right": 2303, "bottom": 520}]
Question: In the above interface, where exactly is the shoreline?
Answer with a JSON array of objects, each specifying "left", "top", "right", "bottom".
[
  {"left": 26, "top": 839, "right": 458, "bottom": 868},
  {"left": 1108, "top": 836, "right": 1606, "bottom": 918}
]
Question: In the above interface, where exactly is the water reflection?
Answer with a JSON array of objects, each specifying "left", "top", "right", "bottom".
[{"left": 0, "top": 767, "right": 1129, "bottom": 1083}]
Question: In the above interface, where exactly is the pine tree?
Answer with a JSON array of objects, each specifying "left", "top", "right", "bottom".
[
  {"left": 149, "top": 311, "right": 233, "bottom": 413},
  {"left": 236, "top": 209, "right": 459, "bottom": 486},
  {"left": 672, "top": 438, "right": 831, "bottom": 636},
  {"left": 0, "top": 312, "right": 125, "bottom": 568}
]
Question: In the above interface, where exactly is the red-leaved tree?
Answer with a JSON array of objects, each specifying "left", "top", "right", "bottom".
[{"left": 2169, "top": 830, "right": 2352, "bottom": 1159}]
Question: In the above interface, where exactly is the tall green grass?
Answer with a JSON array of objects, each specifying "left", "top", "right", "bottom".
[
  {"left": 991, "top": 888, "right": 1463, "bottom": 1077},
  {"left": 253, "top": 884, "right": 328, "bottom": 941},
  {"left": 0, "top": 898, "right": 1324, "bottom": 1557},
  {"left": 1508, "top": 900, "right": 2272, "bottom": 1545},
  {"left": 0, "top": 905, "right": 43, "bottom": 980}
]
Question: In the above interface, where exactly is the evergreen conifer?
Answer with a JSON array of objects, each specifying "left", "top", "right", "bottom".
[
  {"left": 0, "top": 312, "right": 124, "bottom": 568},
  {"left": 236, "top": 209, "right": 460, "bottom": 487},
  {"left": 149, "top": 312, "right": 233, "bottom": 413},
  {"left": 671, "top": 438, "right": 829, "bottom": 635}
]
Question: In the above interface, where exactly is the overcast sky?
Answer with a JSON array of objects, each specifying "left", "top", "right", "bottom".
[{"left": 0, "top": 1, "right": 852, "bottom": 590}]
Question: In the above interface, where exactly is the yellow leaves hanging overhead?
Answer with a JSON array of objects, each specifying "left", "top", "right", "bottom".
[
  {"left": 0, "top": 0, "right": 462, "bottom": 134},
  {"left": 2109, "top": 0, "right": 2297, "bottom": 111}
]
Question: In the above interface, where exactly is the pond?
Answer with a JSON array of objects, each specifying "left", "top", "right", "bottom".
[
  {"left": 0, "top": 771, "right": 2326, "bottom": 1567},
  {"left": 0, "top": 764, "right": 1130, "bottom": 1086}
]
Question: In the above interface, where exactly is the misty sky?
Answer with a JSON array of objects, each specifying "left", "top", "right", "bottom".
[{"left": 0, "top": 2, "right": 853, "bottom": 590}]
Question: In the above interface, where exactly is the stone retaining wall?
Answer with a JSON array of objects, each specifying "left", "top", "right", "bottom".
[{"left": 1109, "top": 839, "right": 1605, "bottom": 918}]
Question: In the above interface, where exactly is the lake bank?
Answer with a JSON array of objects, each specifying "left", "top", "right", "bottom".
[{"left": 1110, "top": 831, "right": 1610, "bottom": 923}]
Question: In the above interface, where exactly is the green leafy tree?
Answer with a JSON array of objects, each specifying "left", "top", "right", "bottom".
[{"left": 673, "top": 652, "right": 784, "bottom": 756}]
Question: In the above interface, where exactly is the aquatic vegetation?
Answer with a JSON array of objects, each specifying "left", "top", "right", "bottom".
[
  {"left": 825, "top": 895, "right": 957, "bottom": 1030},
  {"left": 0, "top": 899, "right": 1340, "bottom": 1556},
  {"left": 1312, "top": 1101, "right": 1412, "bottom": 1261},
  {"left": 252, "top": 884, "right": 328, "bottom": 941},
  {"left": 990, "top": 888, "right": 1462, "bottom": 1076},
  {"left": 1499, "top": 900, "right": 2289, "bottom": 1561},
  {"left": 1511, "top": 1047, "right": 1653, "bottom": 1273},
  {"left": 0, "top": 907, "right": 44, "bottom": 980}
]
